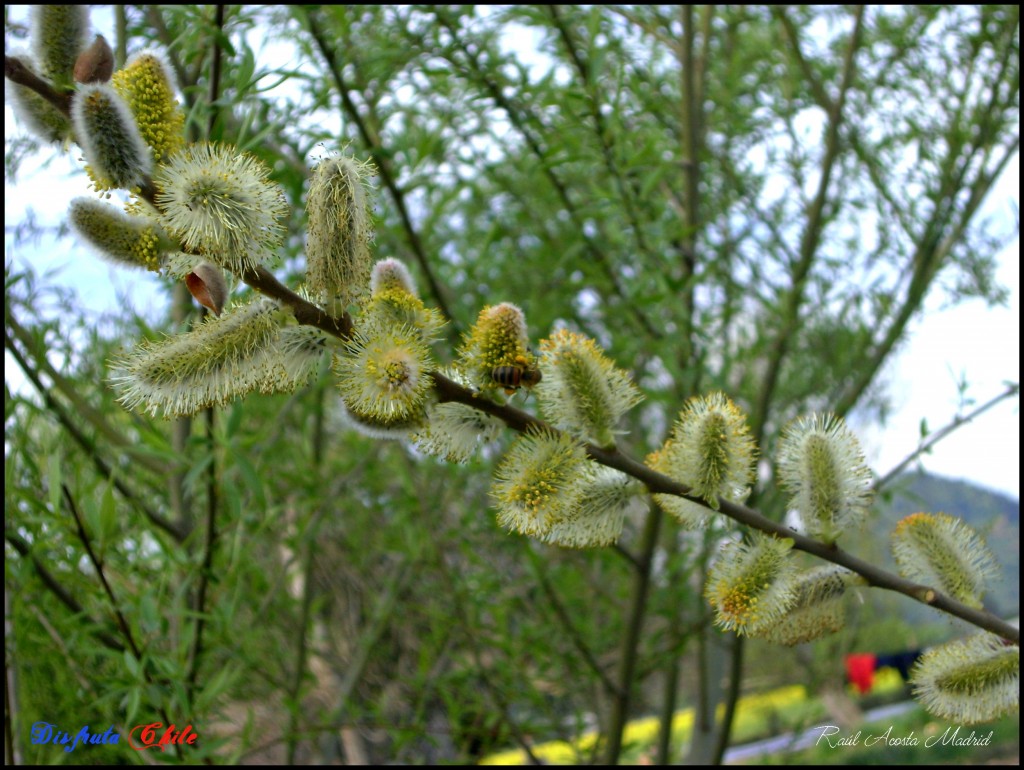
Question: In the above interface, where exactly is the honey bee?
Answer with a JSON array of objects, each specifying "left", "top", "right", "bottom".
[{"left": 491, "top": 356, "right": 543, "bottom": 395}]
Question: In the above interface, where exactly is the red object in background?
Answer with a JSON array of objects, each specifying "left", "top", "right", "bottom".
[{"left": 845, "top": 653, "right": 877, "bottom": 694}]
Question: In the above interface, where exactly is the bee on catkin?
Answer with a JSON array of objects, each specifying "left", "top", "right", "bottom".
[{"left": 491, "top": 355, "right": 542, "bottom": 395}]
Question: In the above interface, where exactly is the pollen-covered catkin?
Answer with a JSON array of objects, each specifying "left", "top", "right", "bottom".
[{"left": 68, "top": 197, "right": 169, "bottom": 271}]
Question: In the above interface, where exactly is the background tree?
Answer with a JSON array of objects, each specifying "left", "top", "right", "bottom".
[{"left": 5, "top": 4, "right": 1019, "bottom": 765}]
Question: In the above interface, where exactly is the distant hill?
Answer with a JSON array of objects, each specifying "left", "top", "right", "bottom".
[{"left": 875, "top": 472, "right": 1019, "bottom": 617}]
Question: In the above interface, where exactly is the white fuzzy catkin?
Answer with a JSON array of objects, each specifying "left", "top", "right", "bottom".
[{"left": 72, "top": 83, "right": 153, "bottom": 190}]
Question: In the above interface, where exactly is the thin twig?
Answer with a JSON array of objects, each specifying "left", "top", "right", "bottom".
[
  {"left": 430, "top": 9, "right": 663, "bottom": 341},
  {"left": 3, "top": 528, "right": 126, "bottom": 652},
  {"left": 5, "top": 325, "right": 188, "bottom": 542},
  {"left": 185, "top": 3, "right": 227, "bottom": 706},
  {"left": 751, "top": 6, "right": 867, "bottom": 447},
  {"left": 876, "top": 382, "right": 1021, "bottom": 492},
  {"left": 548, "top": 6, "right": 657, "bottom": 269},
  {"left": 525, "top": 545, "right": 621, "bottom": 698},
  {"left": 62, "top": 485, "right": 185, "bottom": 761},
  {"left": 62, "top": 486, "right": 144, "bottom": 659},
  {"left": 603, "top": 502, "right": 662, "bottom": 764},
  {"left": 430, "top": 371, "right": 1019, "bottom": 643}
]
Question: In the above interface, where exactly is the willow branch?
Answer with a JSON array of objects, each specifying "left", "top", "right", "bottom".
[
  {"left": 5, "top": 325, "right": 188, "bottom": 542},
  {"left": 4, "top": 54, "right": 73, "bottom": 113},
  {"left": 7, "top": 26, "right": 1016, "bottom": 650},
  {"left": 876, "top": 382, "right": 1021, "bottom": 492},
  {"left": 430, "top": 371, "right": 1018, "bottom": 644},
  {"left": 4, "top": 528, "right": 126, "bottom": 653},
  {"left": 751, "top": 6, "right": 866, "bottom": 445}
]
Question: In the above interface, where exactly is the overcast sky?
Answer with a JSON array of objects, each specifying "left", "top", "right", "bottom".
[{"left": 5, "top": 7, "right": 1019, "bottom": 502}]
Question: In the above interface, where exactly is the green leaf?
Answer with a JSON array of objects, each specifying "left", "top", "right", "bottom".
[
  {"left": 226, "top": 401, "right": 245, "bottom": 438},
  {"left": 183, "top": 451, "right": 215, "bottom": 493},
  {"left": 124, "top": 649, "right": 141, "bottom": 678},
  {"left": 232, "top": 452, "right": 266, "bottom": 509},
  {"left": 99, "top": 482, "right": 117, "bottom": 542},
  {"left": 236, "top": 43, "right": 256, "bottom": 93},
  {"left": 47, "top": 453, "right": 62, "bottom": 514},
  {"left": 126, "top": 686, "right": 142, "bottom": 724}
]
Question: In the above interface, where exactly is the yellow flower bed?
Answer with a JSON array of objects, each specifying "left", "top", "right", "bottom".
[{"left": 481, "top": 685, "right": 807, "bottom": 765}]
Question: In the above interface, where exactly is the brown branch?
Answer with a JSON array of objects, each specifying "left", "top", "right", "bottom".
[
  {"left": 875, "top": 383, "right": 1021, "bottom": 492},
  {"left": 4, "top": 54, "right": 73, "bottom": 113},
  {"left": 430, "top": 371, "right": 1019, "bottom": 644}
]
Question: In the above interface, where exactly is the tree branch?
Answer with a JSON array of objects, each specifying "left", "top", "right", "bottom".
[
  {"left": 751, "top": 6, "right": 867, "bottom": 445},
  {"left": 5, "top": 324, "right": 189, "bottom": 542},
  {"left": 876, "top": 382, "right": 1021, "bottom": 492},
  {"left": 430, "top": 371, "right": 1019, "bottom": 644},
  {"left": 4, "top": 528, "right": 126, "bottom": 653}
]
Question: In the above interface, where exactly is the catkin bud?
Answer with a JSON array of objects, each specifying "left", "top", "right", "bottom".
[
  {"left": 776, "top": 413, "right": 873, "bottom": 544},
  {"left": 185, "top": 262, "right": 229, "bottom": 316},
  {"left": 68, "top": 197, "right": 170, "bottom": 271},
  {"left": 332, "top": 318, "right": 435, "bottom": 437},
  {"left": 71, "top": 84, "right": 153, "bottom": 191},
  {"left": 648, "top": 392, "right": 757, "bottom": 526},
  {"left": 891, "top": 512, "right": 999, "bottom": 609},
  {"left": 361, "top": 258, "right": 446, "bottom": 339},
  {"left": 491, "top": 428, "right": 591, "bottom": 539},
  {"left": 306, "top": 155, "right": 375, "bottom": 317},
  {"left": 154, "top": 142, "right": 287, "bottom": 271},
  {"left": 74, "top": 34, "right": 114, "bottom": 84},
  {"left": 31, "top": 5, "right": 90, "bottom": 88},
  {"left": 370, "top": 257, "right": 416, "bottom": 296},
  {"left": 705, "top": 533, "right": 798, "bottom": 637},
  {"left": 542, "top": 465, "right": 646, "bottom": 548},
  {"left": 111, "top": 300, "right": 287, "bottom": 417},
  {"left": 759, "top": 566, "right": 865, "bottom": 645},
  {"left": 412, "top": 369, "right": 505, "bottom": 463}
]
